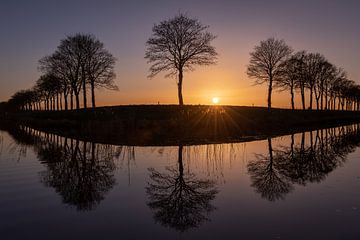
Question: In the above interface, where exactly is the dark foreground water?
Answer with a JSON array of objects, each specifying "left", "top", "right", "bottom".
[{"left": 0, "top": 124, "right": 360, "bottom": 240}]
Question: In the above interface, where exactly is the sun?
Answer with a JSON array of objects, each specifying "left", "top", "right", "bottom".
[{"left": 212, "top": 97, "right": 220, "bottom": 104}]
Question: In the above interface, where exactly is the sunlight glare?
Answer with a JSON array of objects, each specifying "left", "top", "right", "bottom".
[{"left": 212, "top": 97, "right": 220, "bottom": 104}]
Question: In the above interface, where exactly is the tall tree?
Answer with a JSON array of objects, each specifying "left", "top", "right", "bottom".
[
  {"left": 276, "top": 53, "right": 303, "bottom": 110},
  {"left": 145, "top": 13, "right": 217, "bottom": 105},
  {"left": 82, "top": 35, "right": 118, "bottom": 108},
  {"left": 247, "top": 38, "right": 292, "bottom": 109}
]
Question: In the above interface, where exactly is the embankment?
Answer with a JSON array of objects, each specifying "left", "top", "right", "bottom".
[{"left": 3, "top": 105, "right": 360, "bottom": 145}]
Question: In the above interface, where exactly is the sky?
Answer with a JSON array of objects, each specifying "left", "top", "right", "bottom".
[{"left": 0, "top": 0, "right": 359, "bottom": 107}]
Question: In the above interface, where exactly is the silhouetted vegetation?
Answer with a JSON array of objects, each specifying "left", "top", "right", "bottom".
[
  {"left": 3, "top": 105, "right": 360, "bottom": 146},
  {"left": 247, "top": 38, "right": 293, "bottom": 109},
  {"left": 248, "top": 38, "right": 360, "bottom": 110},
  {"left": 7, "top": 34, "right": 117, "bottom": 111},
  {"left": 145, "top": 13, "right": 217, "bottom": 105}
]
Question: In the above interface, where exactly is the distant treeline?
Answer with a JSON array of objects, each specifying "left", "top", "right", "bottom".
[{"left": 6, "top": 34, "right": 118, "bottom": 111}]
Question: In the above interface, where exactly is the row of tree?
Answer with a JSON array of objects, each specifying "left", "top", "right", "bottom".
[
  {"left": 247, "top": 38, "right": 360, "bottom": 110},
  {"left": 8, "top": 34, "right": 118, "bottom": 111},
  {"left": 4, "top": 14, "right": 359, "bottom": 110}
]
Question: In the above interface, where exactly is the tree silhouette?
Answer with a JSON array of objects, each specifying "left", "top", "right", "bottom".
[
  {"left": 39, "top": 33, "right": 117, "bottom": 110},
  {"left": 276, "top": 54, "right": 303, "bottom": 109},
  {"left": 247, "top": 38, "right": 292, "bottom": 109},
  {"left": 145, "top": 13, "right": 217, "bottom": 105},
  {"left": 146, "top": 145, "right": 218, "bottom": 232},
  {"left": 83, "top": 35, "right": 117, "bottom": 108}
]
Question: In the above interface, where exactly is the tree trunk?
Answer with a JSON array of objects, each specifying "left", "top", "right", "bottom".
[
  {"left": 75, "top": 93, "right": 80, "bottom": 110},
  {"left": 64, "top": 92, "right": 68, "bottom": 111},
  {"left": 290, "top": 85, "right": 294, "bottom": 110},
  {"left": 70, "top": 91, "right": 74, "bottom": 110},
  {"left": 177, "top": 69, "right": 184, "bottom": 105},
  {"left": 59, "top": 94, "right": 63, "bottom": 110},
  {"left": 316, "top": 97, "right": 319, "bottom": 110},
  {"left": 57, "top": 93, "right": 60, "bottom": 110},
  {"left": 301, "top": 86, "right": 305, "bottom": 110},
  {"left": 267, "top": 76, "right": 272, "bottom": 110},
  {"left": 83, "top": 75, "right": 87, "bottom": 109},
  {"left": 324, "top": 91, "right": 328, "bottom": 110},
  {"left": 320, "top": 91, "right": 323, "bottom": 110},
  {"left": 91, "top": 82, "right": 96, "bottom": 108},
  {"left": 309, "top": 87, "right": 313, "bottom": 110}
]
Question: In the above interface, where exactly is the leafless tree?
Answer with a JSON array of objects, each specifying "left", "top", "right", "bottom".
[
  {"left": 39, "top": 33, "right": 117, "bottom": 109},
  {"left": 145, "top": 13, "right": 217, "bottom": 105},
  {"left": 247, "top": 38, "right": 292, "bottom": 109},
  {"left": 82, "top": 34, "right": 118, "bottom": 108},
  {"left": 275, "top": 53, "right": 303, "bottom": 109}
]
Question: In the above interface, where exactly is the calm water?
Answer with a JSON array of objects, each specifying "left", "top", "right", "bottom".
[{"left": 1, "top": 125, "right": 360, "bottom": 239}]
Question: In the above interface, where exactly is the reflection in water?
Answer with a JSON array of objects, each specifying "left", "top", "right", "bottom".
[
  {"left": 247, "top": 138, "right": 293, "bottom": 201},
  {"left": 146, "top": 145, "right": 218, "bottom": 232},
  {"left": 39, "top": 140, "right": 116, "bottom": 211},
  {"left": 5, "top": 126, "right": 121, "bottom": 211},
  {"left": 2, "top": 122, "right": 360, "bottom": 231},
  {"left": 248, "top": 124, "right": 360, "bottom": 201}
]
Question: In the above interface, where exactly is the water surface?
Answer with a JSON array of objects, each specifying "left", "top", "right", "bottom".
[{"left": 0, "top": 125, "right": 360, "bottom": 239}]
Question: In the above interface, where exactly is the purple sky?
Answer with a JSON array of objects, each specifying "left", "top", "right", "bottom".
[{"left": 1, "top": 0, "right": 359, "bottom": 107}]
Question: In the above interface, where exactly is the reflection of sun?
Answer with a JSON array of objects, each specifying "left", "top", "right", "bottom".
[{"left": 212, "top": 97, "right": 220, "bottom": 104}]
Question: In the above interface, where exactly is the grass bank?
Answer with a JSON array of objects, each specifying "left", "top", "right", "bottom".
[{"left": 4, "top": 105, "right": 360, "bottom": 145}]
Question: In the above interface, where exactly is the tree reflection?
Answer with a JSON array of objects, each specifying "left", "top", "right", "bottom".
[
  {"left": 247, "top": 138, "right": 293, "bottom": 201},
  {"left": 248, "top": 124, "right": 360, "bottom": 202},
  {"left": 4, "top": 125, "right": 119, "bottom": 211},
  {"left": 39, "top": 140, "right": 116, "bottom": 211},
  {"left": 146, "top": 145, "right": 218, "bottom": 232}
]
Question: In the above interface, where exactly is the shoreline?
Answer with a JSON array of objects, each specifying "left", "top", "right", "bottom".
[{"left": 2, "top": 105, "right": 360, "bottom": 146}]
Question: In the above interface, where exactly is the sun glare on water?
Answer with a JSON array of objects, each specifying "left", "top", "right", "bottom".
[{"left": 212, "top": 97, "right": 220, "bottom": 104}]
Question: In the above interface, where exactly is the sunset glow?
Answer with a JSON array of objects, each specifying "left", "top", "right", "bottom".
[{"left": 212, "top": 97, "right": 220, "bottom": 104}]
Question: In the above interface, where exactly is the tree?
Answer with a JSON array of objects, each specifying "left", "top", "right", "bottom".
[
  {"left": 276, "top": 54, "right": 303, "bottom": 109},
  {"left": 82, "top": 35, "right": 118, "bottom": 108},
  {"left": 247, "top": 38, "right": 292, "bottom": 109},
  {"left": 145, "top": 13, "right": 217, "bottom": 105},
  {"left": 36, "top": 74, "right": 62, "bottom": 111},
  {"left": 39, "top": 52, "right": 72, "bottom": 110},
  {"left": 39, "top": 34, "right": 117, "bottom": 109}
]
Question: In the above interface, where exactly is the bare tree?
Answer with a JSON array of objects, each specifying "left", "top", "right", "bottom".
[
  {"left": 247, "top": 38, "right": 292, "bottom": 109},
  {"left": 82, "top": 35, "right": 118, "bottom": 108},
  {"left": 39, "top": 33, "right": 117, "bottom": 110},
  {"left": 276, "top": 54, "right": 303, "bottom": 109},
  {"left": 145, "top": 13, "right": 217, "bottom": 105},
  {"left": 39, "top": 52, "right": 71, "bottom": 110}
]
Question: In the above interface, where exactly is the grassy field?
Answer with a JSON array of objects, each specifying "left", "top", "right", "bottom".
[{"left": 3, "top": 105, "right": 360, "bottom": 145}]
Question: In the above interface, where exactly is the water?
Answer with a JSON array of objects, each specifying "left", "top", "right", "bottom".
[{"left": 0, "top": 125, "right": 360, "bottom": 239}]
